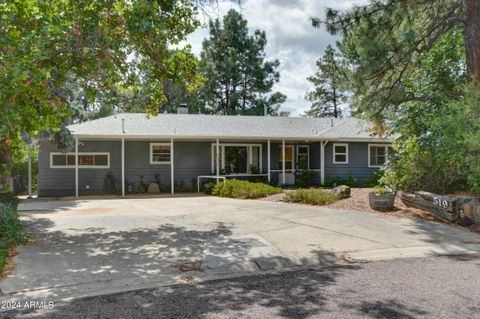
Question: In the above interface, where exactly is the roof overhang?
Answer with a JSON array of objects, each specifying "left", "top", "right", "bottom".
[{"left": 71, "top": 133, "right": 394, "bottom": 143}]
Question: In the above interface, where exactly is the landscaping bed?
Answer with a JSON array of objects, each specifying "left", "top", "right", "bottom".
[
  {"left": 0, "top": 194, "right": 26, "bottom": 277},
  {"left": 262, "top": 188, "right": 446, "bottom": 223},
  {"left": 211, "top": 180, "right": 282, "bottom": 199}
]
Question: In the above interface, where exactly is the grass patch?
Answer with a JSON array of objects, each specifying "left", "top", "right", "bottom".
[
  {"left": 0, "top": 194, "right": 26, "bottom": 276},
  {"left": 212, "top": 179, "right": 282, "bottom": 199},
  {"left": 284, "top": 188, "right": 340, "bottom": 205}
]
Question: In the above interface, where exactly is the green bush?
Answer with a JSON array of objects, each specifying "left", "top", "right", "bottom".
[
  {"left": 323, "top": 172, "right": 357, "bottom": 187},
  {"left": 284, "top": 188, "right": 340, "bottom": 205},
  {"left": 212, "top": 179, "right": 282, "bottom": 199},
  {"left": 0, "top": 200, "right": 26, "bottom": 273},
  {"left": 363, "top": 170, "right": 384, "bottom": 187},
  {"left": 248, "top": 166, "right": 268, "bottom": 183},
  {"left": 295, "top": 170, "right": 316, "bottom": 187},
  {"left": 203, "top": 182, "right": 216, "bottom": 194}
]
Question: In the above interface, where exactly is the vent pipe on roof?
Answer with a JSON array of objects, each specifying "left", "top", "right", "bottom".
[
  {"left": 122, "top": 118, "right": 126, "bottom": 134},
  {"left": 330, "top": 118, "right": 334, "bottom": 127}
]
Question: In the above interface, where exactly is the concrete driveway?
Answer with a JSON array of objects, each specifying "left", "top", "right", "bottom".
[{"left": 2, "top": 196, "right": 480, "bottom": 302}]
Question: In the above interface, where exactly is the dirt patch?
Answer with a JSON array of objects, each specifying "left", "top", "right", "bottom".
[
  {"left": 324, "top": 188, "right": 447, "bottom": 222},
  {"left": 469, "top": 224, "right": 480, "bottom": 234},
  {"left": 1, "top": 247, "right": 18, "bottom": 279},
  {"left": 174, "top": 261, "right": 202, "bottom": 272}
]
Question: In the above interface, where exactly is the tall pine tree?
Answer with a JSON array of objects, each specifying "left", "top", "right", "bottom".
[
  {"left": 304, "top": 45, "right": 347, "bottom": 118},
  {"left": 200, "top": 9, "right": 286, "bottom": 115}
]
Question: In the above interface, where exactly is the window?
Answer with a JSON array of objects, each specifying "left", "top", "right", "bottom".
[
  {"left": 278, "top": 145, "right": 294, "bottom": 171},
  {"left": 50, "top": 153, "right": 110, "bottom": 168},
  {"left": 251, "top": 146, "right": 260, "bottom": 171},
  {"left": 150, "top": 143, "right": 171, "bottom": 164},
  {"left": 296, "top": 145, "right": 309, "bottom": 170},
  {"left": 211, "top": 144, "right": 262, "bottom": 174},
  {"left": 369, "top": 144, "right": 390, "bottom": 167},
  {"left": 333, "top": 143, "right": 348, "bottom": 164},
  {"left": 224, "top": 146, "right": 248, "bottom": 174}
]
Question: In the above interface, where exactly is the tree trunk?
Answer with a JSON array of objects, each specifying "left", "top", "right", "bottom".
[
  {"left": 0, "top": 138, "right": 13, "bottom": 194},
  {"left": 333, "top": 87, "right": 338, "bottom": 118},
  {"left": 463, "top": 0, "right": 480, "bottom": 83}
]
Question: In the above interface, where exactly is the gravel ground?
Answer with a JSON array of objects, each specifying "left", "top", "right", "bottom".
[
  {"left": 263, "top": 188, "right": 446, "bottom": 223},
  {"left": 2, "top": 255, "right": 480, "bottom": 319}
]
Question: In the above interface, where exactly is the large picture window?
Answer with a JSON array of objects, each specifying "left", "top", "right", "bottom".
[
  {"left": 150, "top": 143, "right": 171, "bottom": 164},
  {"left": 211, "top": 144, "right": 262, "bottom": 174},
  {"left": 369, "top": 144, "right": 390, "bottom": 167},
  {"left": 50, "top": 153, "right": 110, "bottom": 168},
  {"left": 333, "top": 143, "right": 348, "bottom": 164}
]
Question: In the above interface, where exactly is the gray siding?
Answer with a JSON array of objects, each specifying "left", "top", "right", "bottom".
[
  {"left": 38, "top": 140, "right": 122, "bottom": 197},
  {"left": 324, "top": 142, "right": 379, "bottom": 185},
  {"left": 38, "top": 139, "right": 381, "bottom": 196}
]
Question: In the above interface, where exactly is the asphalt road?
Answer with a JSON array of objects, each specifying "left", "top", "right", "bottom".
[{"left": 2, "top": 255, "right": 480, "bottom": 319}]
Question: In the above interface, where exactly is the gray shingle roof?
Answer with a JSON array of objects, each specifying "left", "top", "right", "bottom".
[{"left": 68, "top": 113, "right": 389, "bottom": 141}]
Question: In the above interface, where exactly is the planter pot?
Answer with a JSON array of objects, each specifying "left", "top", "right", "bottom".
[{"left": 369, "top": 192, "right": 396, "bottom": 212}]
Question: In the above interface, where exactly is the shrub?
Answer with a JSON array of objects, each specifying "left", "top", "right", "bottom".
[
  {"left": 0, "top": 199, "right": 26, "bottom": 274},
  {"left": 295, "top": 170, "right": 316, "bottom": 187},
  {"left": 363, "top": 170, "right": 384, "bottom": 187},
  {"left": 248, "top": 166, "right": 268, "bottom": 183},
  {"left": 138, "top": 175, "right": 147, "bottom": 193},
  {"left": 212, "top": 179, "right": 282, "bottom": 199},
  {"left": 284, "top": 188, "right": 340, "bottom": 205},
  {"left": 203, "top": 182, "right": 216, "bottom": 194},
  {"left": 323, "top": 172, "right": 357, "bottom": 187}
]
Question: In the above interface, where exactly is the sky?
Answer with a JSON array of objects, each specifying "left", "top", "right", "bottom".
[{"left": 184, "top": 0, "right": 365, "bottom": 116}]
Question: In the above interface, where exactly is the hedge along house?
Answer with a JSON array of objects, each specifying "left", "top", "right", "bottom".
[{"left": 37, "top": 113, "right": 392, "bottom": 197}]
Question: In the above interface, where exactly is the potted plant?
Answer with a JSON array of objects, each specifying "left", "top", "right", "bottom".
[{"left": 369, "top": 186, "right": 396, "bottom": 211}]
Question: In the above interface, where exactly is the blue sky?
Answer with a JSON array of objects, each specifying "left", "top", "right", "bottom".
[{"left": 184, "top": 0, "right": 364, "bottom": 116}]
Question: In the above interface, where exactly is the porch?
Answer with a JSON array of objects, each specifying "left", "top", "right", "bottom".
[{"left": 59, "top": 138, "right": 330, "bottom": 197}]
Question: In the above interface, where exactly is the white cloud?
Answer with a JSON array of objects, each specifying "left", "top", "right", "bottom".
[{"left": 184, "top": 0, "right": 365, "bottom": 116}]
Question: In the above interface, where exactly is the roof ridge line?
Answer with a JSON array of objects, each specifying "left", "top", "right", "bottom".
[{"left": 320, "top": 117, "right": 355, "bottom": 136}]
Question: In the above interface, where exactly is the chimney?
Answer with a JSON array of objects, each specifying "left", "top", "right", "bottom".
[
  {"left": 177, "top": 104, "right": 188, "bottom": 114},
  {"left": 122, "top": 118, "right": 126, "bottom": 133}
]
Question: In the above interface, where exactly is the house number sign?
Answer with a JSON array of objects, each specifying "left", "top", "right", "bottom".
[{"left": 432, "top": 197, "right": 449, "bottom": 209}]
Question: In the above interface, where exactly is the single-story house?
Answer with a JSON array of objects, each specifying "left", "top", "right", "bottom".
[{"left": 37, "top": 112, "right": 393, "bottom": 197}]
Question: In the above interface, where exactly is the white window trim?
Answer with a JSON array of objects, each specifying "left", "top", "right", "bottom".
[
  {"left": 368, "top": 144, "right": 390, "bottom": 168},
  {"left": 278, "top": 144, "right": 295, "bottom": 172},
  {"left": 150, "top": 143, "right": 171, "bottom": 164},
  {"left": 296, "top": 145, "right": 310, "bottom": 170},
  {"left": 50, "top": 152, "right": 110, "bottom": 169},
  {"left": 333, "top": 143, "right": 349, "bottom": 164},
  {"left": 210, "top": 143, "right": 263, "bottom": 174}
]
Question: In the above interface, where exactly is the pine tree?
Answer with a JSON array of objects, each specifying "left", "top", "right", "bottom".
[
  {"left": 304, "top": 45, "right": 347, "bottom": 118},
  {"left": 200, "top": 9, "right": 286, "bottom": 115}
]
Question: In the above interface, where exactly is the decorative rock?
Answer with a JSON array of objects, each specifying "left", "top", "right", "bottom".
[
  {"left": 329, "top": 185, "right": 350, "bottom": 199},
  {"left": 147, "top": 182, "right": 160, "bottom": 193}
]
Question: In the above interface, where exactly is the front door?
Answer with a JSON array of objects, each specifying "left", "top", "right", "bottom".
[{"left": 278, "top": 145, "right": 295, "bottom": 184}]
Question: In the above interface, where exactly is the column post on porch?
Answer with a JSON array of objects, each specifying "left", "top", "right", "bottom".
[
  {"left": 170, "top": 137, "right": 174, "bottom": 194},
  {"left": 75, "top": 137, "right": 79, "bottom": 197},
  {"left": 320, "top": 141, "right": 326, "bottom": 185},
  {"left": 121, "top": 138, "right": 125, "bottom": 197},
  {"left": 216, "top": 138, "right": 220, "bottom": 183},
  {"left": 267, "top": 139, "right": 271, "bottom": 182},
  {"left": 27, "top": 155, "right": 32, "bottom": 199},
  {"left": 282, "top": 139, "right": 286, "bottom": 185}
]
